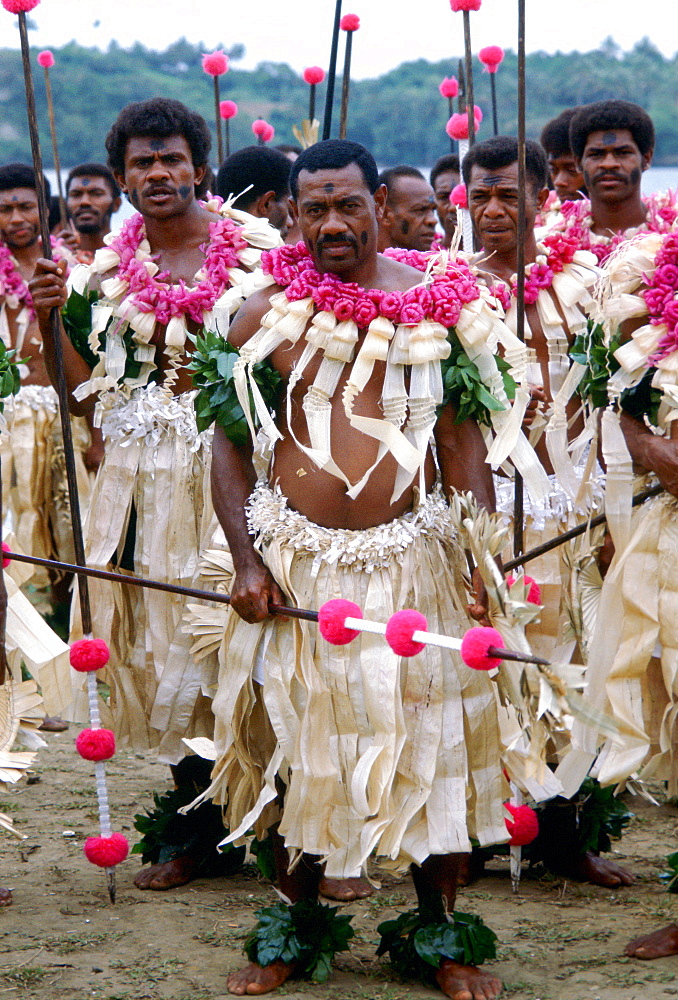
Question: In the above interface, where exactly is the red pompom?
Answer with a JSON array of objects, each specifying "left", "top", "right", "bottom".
[
  {"left": 37, "top": 49, "right": 54, "bottom": 69},
  {"left": 1, "top": 0, "right": 41, "bottom": 12},
  {"left": 460, "top": 626, "right": 504, "bottom": 671},
  {"left": 505, "top": 802, "right": 539, "bottom": 846},
  {"left": 70, "top": 638, "right": 110, "bottom": 672},
  {"left": 450, "top": 0, "right": 482, "bottom": 10},
  {"left": 220, "top": 100, "right": 238, "bottom": 120},
  {"left": 75, "top": 728, "right": 116, "bottom": 762},
  {"left": 450, "top": 183, "right": 468, "bottom": 208},
  {"left": 252, "top": 119, "right": 273, "bottom": 141},
  {"left": 446, "top": 108, "right": 482, "bottom": 140},
  {"left": 303, "top": 65, "right": 325, "bottom": 85},
  {"left": 83, "top": 833, "right": 129, "bottom": 868},
  {"left": 385, "top": 609, "right": 428, "bottom": 657},
  {"left": 340, "top": 13, "right": 361, "bottom": 30},
  {"left": 506, "top": 573, "right": 542, "bottom": 605},
  {"left": 2, "top": 542, "right": 11, "bottom": 568},
  {"left": 479, "top": 45, "right": 505, "bottom": 73},
  {"left": 318, "top": 599, "right": 362, "bottom": 645},
  {"left": 202, "top": 51, "right": 229, "bottom": 76},
  {"left": 439, "top": 76, "right": 459, "bottom": 99}
]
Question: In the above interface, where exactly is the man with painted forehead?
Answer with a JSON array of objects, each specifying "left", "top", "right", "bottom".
[
  {"left": 29, "top": 97, "right": 281, "bottom": 891},
  {"left": 189, "top": 138, "right": 551, "bottom": 999},
  {"left": 544, "top": 99, "right": 677, "bottom": 264}
]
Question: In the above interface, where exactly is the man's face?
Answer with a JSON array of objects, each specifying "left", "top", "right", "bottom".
[
  {"left": 67, "top": 175, "right": 120, "bottom": 235},
  {"left": 115, "top": 135, "right": 205, "bottom": 220},
  {"left": 384, "top": 175, "right": 437, "bottom": 251},
  {"left": 579, "top": 128, "right": 651, "bottom": 206},
  {"left": 266, "top": 193, "right": 292, "bottom": 239},
  {"left": 547, "top": 153, "right": 585, "bottom": 201},
  {"left": 433, "top": 169, "right": 460, "bottom": 237},
  {"left": 292, "top": 163, "right": 384, "bottom": 276},
  {"left": 0, "top": 187, "right": 40, "bottom": 250},
  {"left": 468, "top": 162, "right": 545, "bottom": 255}
]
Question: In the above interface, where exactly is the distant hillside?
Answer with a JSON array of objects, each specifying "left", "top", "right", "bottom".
[{"left": 1, "top": 35, "right": 677, "bottom": 170}]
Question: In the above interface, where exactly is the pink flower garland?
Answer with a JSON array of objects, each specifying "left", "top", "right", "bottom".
[
  {"left": 556, "top": 192, "right": 678, "bottom": 266},
  {"left": 261, "top": 243, "right": 481, "bottom": 329},
  {"left": 0, "top": 242, "right": 33, "bottom": 318},
  {"left": 643, "top": 232, "right": 678, "bottom": 364},
  {"left": 488, "top": 231, "right": 580, "bottom": 307},
  {"left": 106, "top": 209, "right": 248, "bottom": 326}
]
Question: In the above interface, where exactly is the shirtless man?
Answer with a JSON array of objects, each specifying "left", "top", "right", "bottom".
[
  {"left": 65, "top": 163, "right": 121, "bottom": 263},
  {"left": 463, "top": 135, "right": 634, "bottom": 889},
  {"left": 430, "top": 153, "right": 461, "bottom": 249},
  {"left": 206, "top": 139, "right": 504, "bottom": 999},
  {"left": 540, "top": 108, "right": 586, "bottom": 206},
  {"left": 30, "top": 97, "right": 279, "bottom": 892},
  {"left": 216, "top": 145, "right": 292, "bottom": 238},
  {"left": 377, "top": 165, "right": 438, "bottom": 252}
]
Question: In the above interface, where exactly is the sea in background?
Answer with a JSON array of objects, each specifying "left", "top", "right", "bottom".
[{"left": 45, "top": 165, "right": 678, "bottom": 233}]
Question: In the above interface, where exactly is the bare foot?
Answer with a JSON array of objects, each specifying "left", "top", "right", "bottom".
[
  {"left": 436, "top": 959, "right": 502, "bottom": 999},
  {"left": 227, "top": 959, "right": 294, "bottom": 995},
  {"left": 39, "top": 716, "right": 69, "bottom": 732},
  {"left": 567, "top": 851, "right": 635, "bottom": 887},
  {"left": 319, "top": 876, "right": 373, "bottom": 901},
  {"left": 133, "top": 856, "right": 199, "bottom": 890},
  {"left": 625, "top": 924, "right": 678, "bottom": 960},
  {"left": 0, "top": 887, "right": 12, "bottom": 907}
]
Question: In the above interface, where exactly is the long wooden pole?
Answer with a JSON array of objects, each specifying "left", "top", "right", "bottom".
[
  {"left": 322, "top": 0, "right": 343, "bottom": 140},
  {"left": 42, "top": 64, "right": 68, "bottom": 230},
  {"left": 338, "top": 29, "right": 353, "bottom": 139},
  {"left": 463, "top": 11, "right": 475, "bottom": 147},
  {"left": 213, "top": 76, "right": 224, "bottom": 164},
  {"left": 513, "top": 0, "right": 527, "bottom": 561}
]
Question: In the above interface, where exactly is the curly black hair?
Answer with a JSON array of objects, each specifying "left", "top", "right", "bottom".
[
  {"left": 105, "top": 98, "right": 211, "bottom": 198},
  {"left": 569, "top": 100, "right": 654, "bottom": 160},
  {"left": 540, "top": 108, "right": 580, "bottom": 159},
  {"left": 0, "top": 162, "right": 51, "bottom": 201},
  {"left": 289, "top": 139, "right": 380, "bottom": 199},
  {"left": 462, "top": 135, "right": 547, "bottom": 194}
]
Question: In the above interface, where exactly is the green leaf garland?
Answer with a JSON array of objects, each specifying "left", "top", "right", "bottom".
[
  {"left": 441, "top": 332, "right": 515, "bottom": 426},
  {"left": 0, "top": 340, "right": 21, "bottom": 412}
]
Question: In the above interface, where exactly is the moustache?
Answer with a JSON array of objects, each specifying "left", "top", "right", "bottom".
[
  {"left": 144, "top": 185, "right": 176, "bottom": 197},
  {"left": 317, "top": 234, "right": 358, "bottom": 250},
  {"left": 595, "top": 173, "right": 626, "bottom": 182}
]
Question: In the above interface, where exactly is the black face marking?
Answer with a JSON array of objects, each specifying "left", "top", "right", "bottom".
[
  {"left": 360, "top": 230, "right": 368, "bottom": 245},
  {"left": 149, "top": 138, "right": 166, "bottom": 151},
  {"left": 80, "top": 178, "right": 91, "bottom": 186},
  {"left": 601, "top": 131, "right": 617, "bottom": 146},
  {"left": 629, "top": 167, "right": 641, "bottom": 186},
  {"left": 478, "top": 174, "right": 505, "bottom": 186},
  {"left": 324, "top": 182, "right": 335, "bottom": 192},
  {"left": 400, "top": 220, "right": 410, "bottom": 235},
  {"left": 178, "top": 185, "right": 191, "bottom": 200},
  {"left": 129, "top": 188, "right": 140, "bottom": 206}
]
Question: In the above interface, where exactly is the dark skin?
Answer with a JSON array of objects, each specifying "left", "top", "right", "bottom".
[
  {"left": 546, "top": 153, "right": 585, "bottom": 202},
  {"left": 218, "top": 163, "right": 497, "bottom": 999},
  {"left": 0, "top": 886, "right": 11, "bottom": 907},
  {"left": 66, "top": 174, "right": 122, "bottom": 253},
  {"left": 434, "top": 168, "right": 461, "bottom": 248},
  {"left": 242, "top": 188, "right": 292, "bottom": 238},
  {"left": 378, "top": 175, "right": 438, "bottom": 253},
  {"left": 625, "top": 924, "right": 678, "bottom": 960},
  {"left": 577, "top": 127, "right": 652, "bottom": 235}
]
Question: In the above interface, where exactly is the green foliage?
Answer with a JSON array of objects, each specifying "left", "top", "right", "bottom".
[
  {"left": 575, "top": 778, "right": 633, "bottom": 854},
  {"left": 3, "top": 38, "right": 678, "bottom": 170},
  {"left": 61, "top": 288, "right": 102, "bottom": 369},
  {"left": 0, "top": 340, "right": 21, "bottom": 411},
  {"left": 571, "top": 322, "right": 622, "bottom": 409},
  {"left": 250, "top": 835, "right": 276, "bottom": 882},
  {"left": 244, "top": 899, "right": 354, "bottom": 983},
  {"left": 188, "top": 329, "right": 281, "bottom": 441},
  {"left": 441, "top": 333, "right": 515, "bottom": 425},
  {"left": 377, "top": 903, "right": 497, "bottom": 982},
  {"left": 132, "top": 786, "right": 245, "bottom": 874},
  {"left": 660, "top": 851, "right": 678, "bottom": 893}
]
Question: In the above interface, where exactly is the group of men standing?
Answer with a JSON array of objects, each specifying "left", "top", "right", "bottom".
[{"left": 0, "top": 88, "right": 676, "bottom": 1000}]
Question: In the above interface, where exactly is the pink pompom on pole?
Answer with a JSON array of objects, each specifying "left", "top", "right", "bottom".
[
  {"left": 318, "top": 599, "right": 363, "bottom": 645},
  {"left": 1, "top": 0, "right": 41, "bottom": 11},
  {"left": 340, "top": 13, "right": 360, "bottom": 30},
  {"left": 303, "top": 66, "right": 326, "bottom": 85},
  {"left": 76, "top": 728, "right": 116, "bottom": 762},
  {"left": 479, "top": 45, "right": 504, "bottom": 73},
  {"left": 252, "top": 119, "right": 274, "bottom": 144},
  {"left": 220, "top": 100, "right": 238, "bottom": 120},
  {"left": 37, "top": 49, "right": 54, "bottom": 69},
  {"left": 70, "top": 638, "right": 110, "bottom": 672},
  {"left": 385, "top": 609, "right": 428, "bottom": 658},
  {"left": 439, "top": 76, "right": 459, "bottom": 99},
  {"left": 450, "top": 183, "right": 467, "bottom": 209},
  {"left": 1, "top": 542, "right": 11, "bottom": 568},
  {"left": 450, "top": 0, "right": 481, "bottom": 10},
  {"left": 84, "top": 833, "right": 129, "bottom": 868},
  {"left": 201, "top": 50, "right": 229, "bottom": 76},
  {"left": 505, "top": 802, "right": 539, "bottom": 846},
  {"left": 460, "top": 626, "right": 504, "bottom": 671},
  {"left": 446, "top": 109, "right": 481, "bottom": 141}
]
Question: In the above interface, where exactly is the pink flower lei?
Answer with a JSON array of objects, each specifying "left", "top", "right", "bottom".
[
  {"left": 0, "top": 241, "right": 34, "bottom": 318},
  {"left": 488, "top": 231, "right": 580, "bottom": 307},
  {"left": 260, "top": 243, "right": 481, "bottom": 329},
  {"left": 106, "top": 205, "right": 248, "bottom": 325},
  {"left": 556, "top": 192, "right": 678, "bottom": 266},
  {"left": 643, "top": 232, "right": 678, "bottom": 365}
]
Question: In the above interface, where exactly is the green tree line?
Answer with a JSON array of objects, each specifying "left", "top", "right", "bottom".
[{"left": 1, "top": 35, "right": 676, "bottom": 171}]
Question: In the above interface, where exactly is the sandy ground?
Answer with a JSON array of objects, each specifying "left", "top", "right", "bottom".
[{"left": 1, "top": 729, "right": 677, "bottom": 1000}]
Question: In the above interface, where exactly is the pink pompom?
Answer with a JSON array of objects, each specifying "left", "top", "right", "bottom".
[
  {"left": 69, "top": 638, "right": 110, "bottom": 673},
  {"left": 252, "top": 119, "right": 274, "bottom": 142},
  {"left": 505, "top": 802, "right": 539, "bottom": 846},
  {"left": 340, "top": 13, "right": 360, "bottom": 30},
  {"left": 37, "top": 49, "right": 54, "bottom": 69},
  {"left": 460, "top": 626, "right": 504, "bottom": 671},
  {"left": 450, "top": 183, "right": 467, "bottom": 208},
  {"left": 83, "top": 833, "right": 129, "bottom": 868},
  {"left": 450, "top": 0, "right": 482, "bottom": 10},
  {"left": 202, "top": 51, "right": 229, "bottom": 76},
  {"left": 318, "top": 599, "right": 362, "bottom": 645},
  {"left": 220, "top": 100, "right": 238, "bottom": 120},
  {"left": 75, "top": 728, "right": 116, "bottom": 762},
  {"left": 439, "top": 76, "right": 459, "bottom": 99},
  {"left": 385, "top": 609, "right": 428, "bottom": 657},
  {"left": 2, "top": 542, "right": 11, "bottom": 568},
  {"left": 479, "top": 45, "right": 505, "bottom": 73},
  {"left": 446, "top": 109, "right": 482, "bottom": 141},
  {"left": 1, "top": 0, "right": 41, "bottom": 11},
  {"left": 506, "top": 574, "right": 542, "bottom": 605},
  {"left": 303, "top": 65, "right": 325, "bottom": 85}
]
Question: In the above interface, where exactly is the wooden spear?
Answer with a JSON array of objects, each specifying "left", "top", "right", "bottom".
[
  {"left": 322, "top": 0, "right": 343, "bottom": 140},
  {"left": 338, "top": 14, "right": 360, "bottom": 140},
  {"left": 202, "top": 51, "right": 229, "bottom": 165},
  {"left": 462, "top": 10, "right": 476, "bottom": 147},
  {"left": 37, "top": 50, "right": 67, "bottom": 230}
]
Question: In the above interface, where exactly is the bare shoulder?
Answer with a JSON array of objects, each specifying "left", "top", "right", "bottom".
[
  {"left": 228, "top": 283, "right": 281, "bottom": 348},
  {"left": 376, "top": 254, "right": 428, "bottom": 292}
]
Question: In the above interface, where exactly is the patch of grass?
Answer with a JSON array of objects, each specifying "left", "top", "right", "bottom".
[
  {"left": 109, "top": 957, "right": 185, "bottom": 984},
  {"left": 0, "top": 965, "right": 51, "bottom": 988},
  {"left": 192, "top": 928, "right": 246, "bottom": 947},
  {"left": 502, "top": 983, "right": 549, "bottom": 999},
  {"left": 513, "top": 920, "right": 613, "bottom": 944},
  {"left": 43, "top": 930, "right": 128, "bottom": 954}
]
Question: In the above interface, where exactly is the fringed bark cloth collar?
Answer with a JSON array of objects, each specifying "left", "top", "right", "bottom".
[
  {"left": 71, "top": 384, "right": 216, "bottom": 765},
  {"left": 198, "top": 483, "right": 509, "bottom": 879}
]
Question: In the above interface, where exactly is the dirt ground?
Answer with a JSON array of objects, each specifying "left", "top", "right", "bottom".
[{"left": 1, "top": 729, "right": 677, "bottom": 1000}]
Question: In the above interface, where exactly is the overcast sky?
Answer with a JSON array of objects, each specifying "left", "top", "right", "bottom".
[{"left": 12, "top": 0, "right": 675, "bottom": 80}]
